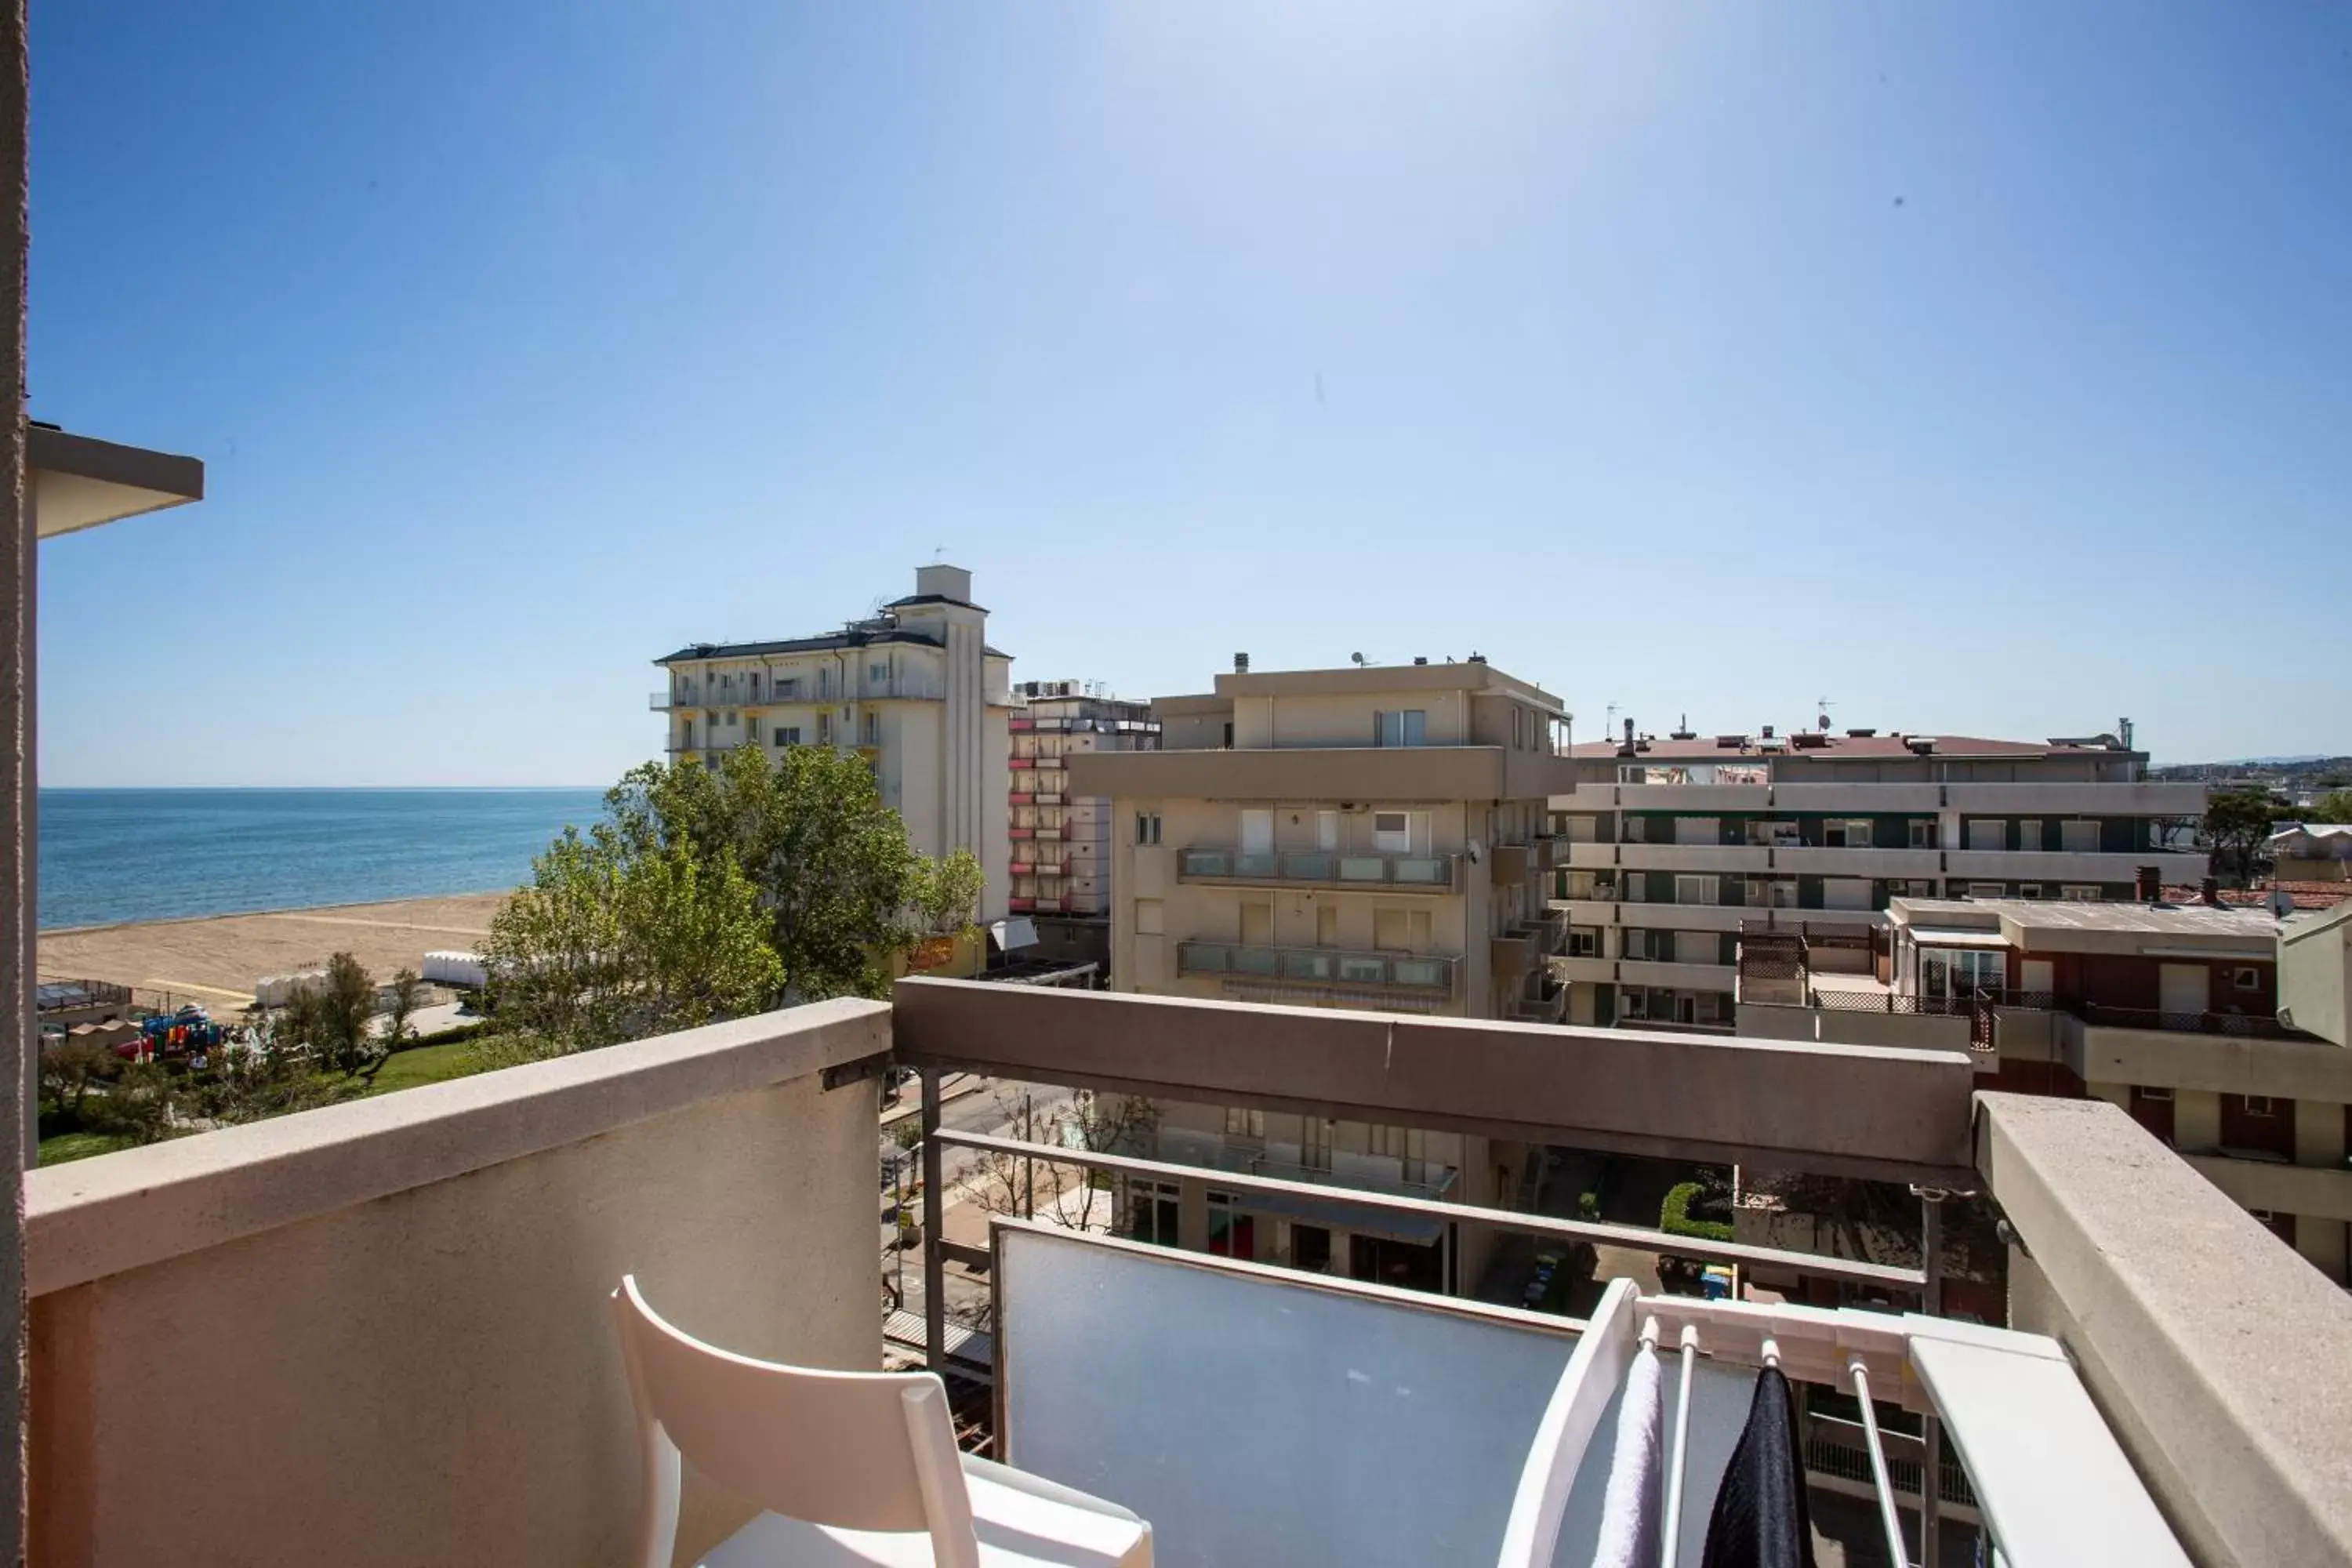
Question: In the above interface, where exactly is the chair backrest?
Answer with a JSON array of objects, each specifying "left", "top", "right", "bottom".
[{"left": 611, "top": 1276, "right": 979, "bottom": 1559}]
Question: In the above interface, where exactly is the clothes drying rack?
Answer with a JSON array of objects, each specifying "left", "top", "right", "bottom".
[{"left": 1497, "top": 1277, "right": 2190, "bottom": 1568}]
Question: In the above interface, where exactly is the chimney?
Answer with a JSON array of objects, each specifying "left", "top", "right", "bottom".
[
  {"left": 2201, "top": 876, "right": 2222, "bottom": 908},
  {"left": 1617, "top": 717, "right": 1637, "bottom": 757},
  {"left": 1761, "top": 724, "right": 1775, "bottom": 739},
  {"left": 1413, "top": 655, "right": 1428, "bottom": 666},
  {"left": 1233, "top": 652, "right": 1249, "bottom": 673},
  {"left": 2136, "top": 865, "right": 2161, "bottom": 904},
  {"left": 913, "top": 563, "right": 973, "bottom": 603}
]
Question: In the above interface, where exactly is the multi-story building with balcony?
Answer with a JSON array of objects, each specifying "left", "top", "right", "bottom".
[
  {"left": 652, "top": 564, "right": 1014, "bottom": 919},
  {"left": 1739, "top": 892, "right": 2352, "bottom": 1285},
  {"left": 1066, "top": 656, "right": 1574, "bottom": 1295},
  {"left": 1550, "top": 722, "right": 2209, "bottom": 1030},
  {"left": 1007, "top": 680, "right": 1160, "bottom": 975}
]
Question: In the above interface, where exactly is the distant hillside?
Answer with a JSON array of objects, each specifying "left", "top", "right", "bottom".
[{"left": 2151, "top": 756, "right": 2352, "bottom": 790}]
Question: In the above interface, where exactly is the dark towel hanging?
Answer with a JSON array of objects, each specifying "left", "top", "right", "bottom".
[{"left": 1699, "top": 1366, "right": 1820, "bottom": 1568}]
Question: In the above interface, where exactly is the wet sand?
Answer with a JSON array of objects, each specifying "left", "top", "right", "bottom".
[{"left": 38, "top": 891, "right": 511, "bottom": 1011}]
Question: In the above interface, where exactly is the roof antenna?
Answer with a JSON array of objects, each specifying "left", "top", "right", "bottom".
[{"left": 1815, "top": 696, "right": 1835, "bottom": 732}]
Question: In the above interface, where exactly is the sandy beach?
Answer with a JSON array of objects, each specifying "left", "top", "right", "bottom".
[{"left": 38, "top": 891, "right": 512, "bottom": 1012}]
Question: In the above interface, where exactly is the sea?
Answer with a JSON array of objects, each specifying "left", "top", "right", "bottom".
[{"left": 37, "top": 788, "right": 608, "bottom": 931}]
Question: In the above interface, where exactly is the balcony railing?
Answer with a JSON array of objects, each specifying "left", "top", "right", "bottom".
[
  {"left": 1176, "top": 941, "right": 1457, "bottom": 995},
  {"left": 24, "top": 976, "right": 2340, "bottom": 1566},
  {"left": 2074, "top": 1002, "right": 2306, "bottom": 1040},
  {"left": 1176, "top": 846, "right": 1458, "bottom": 891}
]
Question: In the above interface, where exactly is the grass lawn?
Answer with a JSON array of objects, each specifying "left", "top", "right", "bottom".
[
  {"left": 363, "top": 1039, "right": 490, "bottom": 1096},
  {"left": 38, "top": 1130, "right": 134, "bottom": 1166}
]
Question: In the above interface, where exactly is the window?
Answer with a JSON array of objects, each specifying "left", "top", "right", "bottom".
[
  {"left": 1374, "top": 710, "right": 1427, "bottom": 746},
  {"left": 1673, "top": 930, "right": 1717, "bottom": 966},
  {"left": 1823, "top": 818, "right": 1873, "bottom": 848},
  {"left": 1621, "top": 928, "right": 1650, "bottom": 960},
  {"left": 1966, "top": 881, "right": 2007, "bottom": 899},
  {"left": 1620, "top": 989, "right": 1650, "bottom": 1019},
  {"left": 862, "top": 711, "right": 879, "bottom": 745},
  {"left": 1624, "top": 876, "right": 1646, "bottom": 902},
  {"left": 1129, "top": 1179, "right": 1180, "bottom": 1246},
  {"left": 2245, "top": 1095, "right": 2277, "bottom": 1116},
  {"left": 1674, "top": 874, "right": 1719, "bottom": 906},
  {"left": 2017, "top": 818, "right": 2042, "bottom": 851},
  {"left": 817, "top": 712, "right": 832, "bottom": 744},
  {"left": 2061, "top": 884, "right": 2101, "bottom": 902},
  {"left": 1223, "top": 1107, "right": 1266, "bottom": 1140},
  {"left": 1965, "top": 819, "right": 2005, "bottom": 851},
  {"left": 1896, "top": 879, "right": 1936, "bottom": 898},
  {"left": 1908, "top": 819, "right": 1938, "bottom": 849},
  {"left": 777, "top": 726, "right": 800, "bottom": 746},
  {"left": 1367, "top": 1124, "right": 1426, "bottom": 1163},
  {"left": 1567, "top": 927, "right": 1600, "bottom": 957},
  {"left": 1136, "top": 811, "right": 1162, "bottom": 845},
  {"left": 745, "top": 717, "right": 760, "bottom": 742},
  {"left": 1301, "top": 1117, "right": 1332, "bottom": 1171},
  {"left": 2137, "top": 1086, "right": 2174, "bottom": 1102},
  {"left": 2060, "top": 818, "right": 2100, "bottom": 852},
  {"left": 869, "top": 661, "right": 887, "bottom": 684},
  {"left": 2234, "top": 966, "right": 2263, "bottom": 991},
  {"left": 1372, "top": 811, "right": 1411, "bottom": 853},
  {"left": 776, "top": 677, "right": 799, "bottom": 700},
  {"left": 2016, "top": 883, "right": 2042, "bottom": 898},
  {"left": 724, "top": 710, "right": 739, "bottom": 728},
  {"left": 1622, "top": 815, "right": 1649, "bottom": 843},
  {"left": 1134, "top": 898, "right": 1163, "bottom": 935}
]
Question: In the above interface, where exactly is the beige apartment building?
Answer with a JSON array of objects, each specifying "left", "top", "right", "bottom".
[
  {"left": 1552, "top": 722, "right": 2209, "bottom": 1030},
  {"left": 653, "top": 564, "right": 1013, "bottom": 919},
  {"left": 1068, "top": 656, "right": 1574, "bottom": 1295},
  {"left": 1740, "top": 894, "right": 2352, "bottom": 1285}
]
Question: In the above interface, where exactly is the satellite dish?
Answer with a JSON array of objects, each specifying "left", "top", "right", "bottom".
[
  {"left": 2269, "top": 887, "right": 2297, "bottom": 920},
  {"left": 1351, "top": 652, "right": 1366, "bottom": 667}
]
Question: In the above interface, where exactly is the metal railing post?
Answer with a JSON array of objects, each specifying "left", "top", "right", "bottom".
[{"left": 922, "top": 1068, "right": 946, "bottom": 1374}]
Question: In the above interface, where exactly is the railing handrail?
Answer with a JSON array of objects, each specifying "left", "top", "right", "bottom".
[
  {"left": 930, "top": 1127, "right": 1925, "bottom": 1289},
  {"left": 1176, "top": 938, "right": 1457, "bottom": 990},
  {"left": 1176, "top": 844, "right": 1460, "bottom": 890}
]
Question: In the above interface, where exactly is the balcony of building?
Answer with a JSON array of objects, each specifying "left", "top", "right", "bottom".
[
  {"left": 23, "top": 982, "right": 2352, "bottom": 1566},
  {"left": 1175, "top": 845, "right": 1460, "bottom": 893},
  {"left": 1941, "top": 848, "right": 2209, "bottom": 883},
  {"left": 1175, "top": 940, "right": 1458, "bottom": 1004},
  {"left": 1514, "top": 966, "right": 1570, "bottom": 1024}
]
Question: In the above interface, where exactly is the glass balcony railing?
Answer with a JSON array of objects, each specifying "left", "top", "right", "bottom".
[
  {"left": 1177, "top": 941, "right": 1457, "bottom": 993},
  {"left": 1176, "top": 846, "right": 1457, "bottom": 891}
]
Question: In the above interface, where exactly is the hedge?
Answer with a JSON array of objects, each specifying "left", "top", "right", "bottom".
[{"left": 1660, "top": 1181, "right": 1733, "bottom": 1243}]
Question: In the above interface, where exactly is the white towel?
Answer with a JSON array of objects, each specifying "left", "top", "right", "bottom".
[{"left": 1592, "top": 1344, "right": 1664, "bottom": 1568}]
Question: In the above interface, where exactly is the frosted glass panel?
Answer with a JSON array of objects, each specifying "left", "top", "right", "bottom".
[{"left": 997, "top": 1226, "right": 1756, "bottom": 1568}]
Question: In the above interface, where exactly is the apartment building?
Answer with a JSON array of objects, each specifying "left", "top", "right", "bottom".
[
  {"left": 1551, "top": 722, "right": 2209, "bottom": 1030},
  {"left": 652, "top": 564, "right": 1013, "bottom": 919},
  {"left": 1007, "top": 680, "right": 1160, "bottom": 975},
  {"left": 1740, "top": 893, "right": 2352, "bottom": 1285},
  {"left": 1067, "top": 656, "right": 1573, "bottom": 1294}
]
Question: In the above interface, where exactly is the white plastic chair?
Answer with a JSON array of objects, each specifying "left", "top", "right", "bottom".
[{"left": 610, "top": 1276, "right": 1152, "bottom": 1567}]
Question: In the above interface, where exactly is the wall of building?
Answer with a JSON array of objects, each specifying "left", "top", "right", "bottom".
[{"left": 27, "top": 1004, "right": 885, "bottom": 1566}]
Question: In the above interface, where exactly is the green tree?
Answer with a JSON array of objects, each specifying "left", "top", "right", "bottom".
[
  {"left": 483, "top": 823, "right": 779, "bottom": 1054},
  {"left": 383, "top": 967, "right": 425, "bottom": 1051},
  {"left": 603, "top": 746, "right": 923, "bottom": 1000},
  {"left": 2308, "top": 789, "right": 2352, "bottom": 826},
  {"left": 38, "top": 1036, "right": 122, "bottom": 1128},
  {"left": 913, "top": 847, "right": 985, "bottom": 938},
  {"left": 2204, "top": 785, "right": 2289, "bottom": 884}
]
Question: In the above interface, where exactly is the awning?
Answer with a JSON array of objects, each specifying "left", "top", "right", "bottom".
[{"left": 1906, "top": 928, "right": 2013, "bottom": 950}]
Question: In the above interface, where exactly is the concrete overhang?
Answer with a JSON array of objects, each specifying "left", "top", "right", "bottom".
[{"left": 28, "top": 426, "right": 205, "bottom": 539}]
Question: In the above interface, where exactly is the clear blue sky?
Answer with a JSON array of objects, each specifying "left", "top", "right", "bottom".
[{"left": 30, "top": 2, "right": 2351, "bottom": 785}]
